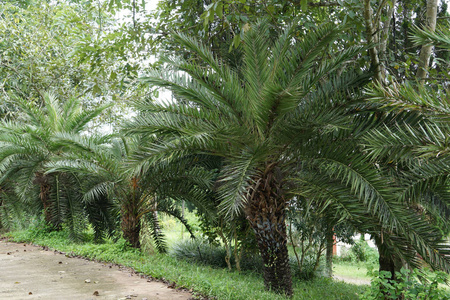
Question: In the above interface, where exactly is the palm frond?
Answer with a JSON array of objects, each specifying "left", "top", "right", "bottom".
[
  {"left": 144, "top": 211, "right": 167, "bottom": 253},
  {"left": 216, "top": 153, "right": 259, "bottom": 219},
  {"left": 411, "top": 25, "right": 450, "bottom": 49},
  {"left": 66, "top": 102, "right": 113, "bottom": 133}
]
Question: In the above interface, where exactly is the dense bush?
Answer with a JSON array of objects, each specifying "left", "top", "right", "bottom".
[{"left": 361, "top": 268, "right": 449, "bottom": 300}]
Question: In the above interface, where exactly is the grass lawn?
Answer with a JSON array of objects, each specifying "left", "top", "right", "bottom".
[{"left": 333, "top": 262, "right": 372, "bottom": 281}]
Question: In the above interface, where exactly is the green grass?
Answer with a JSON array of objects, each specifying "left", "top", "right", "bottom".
[
  {"left": 3, "top": 228, "right": 366, "bottom": 300},
  {"left": 333, "top": 262, "right": 372, "bottom": 281}
]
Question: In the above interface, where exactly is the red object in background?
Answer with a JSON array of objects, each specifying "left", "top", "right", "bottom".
[{"left": 333, "top": 234, "right": 337, "bottom": 256}]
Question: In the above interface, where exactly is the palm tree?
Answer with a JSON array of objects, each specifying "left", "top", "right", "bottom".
[
  {"left": 0, "top": 94, "right": 111, "bottom": 229},
  {"left": 359, "top": 81, "right": 450, "bottom": 278},
  {"left": 47, "top": 134, "right": 213, "bottom": 249},
  {"left": 125, "top": 20, "right": 450, "bottom": 295},
  {"left": 124, "top": 21, "right": 368, "bottom": 295}
]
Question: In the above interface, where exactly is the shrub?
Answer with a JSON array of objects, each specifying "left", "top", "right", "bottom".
[
  {"left": 170, "top": 238, "right": 263, "bottom": 272},
  {"left": 351, "top": 240, "right": 377, "bottom": 263},
  {"left": 360, "top": 267, "right": 449, "bottom": 300},
  {"left": 290, "top": 254, "right": 318, "bottom": 280},
  {"left": 336, "top": 239, "right": 378, "bottom": 265}
]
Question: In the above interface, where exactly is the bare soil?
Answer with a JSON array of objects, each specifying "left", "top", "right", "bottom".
[{"left": 0, "top": 240, "right": 192, "bottom": 300}]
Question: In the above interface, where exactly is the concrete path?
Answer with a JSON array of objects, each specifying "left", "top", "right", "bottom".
[{"left": 0, "top": 240, "right": 192, "bottom": 300}]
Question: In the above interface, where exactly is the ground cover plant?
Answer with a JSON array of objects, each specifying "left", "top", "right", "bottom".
[{"left": 361, "top": 268, "right": 449, "bottom": 300}]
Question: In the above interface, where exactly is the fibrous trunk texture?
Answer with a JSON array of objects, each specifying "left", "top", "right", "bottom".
[
  {"left": 245, "top": 166, "right": 293, "bottom": 297},
  {"left": 34, "top": 172, "right": 55, "bottom": 228},
  {"left": 121, "top": 196, "right": 141, "bottom": 248}
]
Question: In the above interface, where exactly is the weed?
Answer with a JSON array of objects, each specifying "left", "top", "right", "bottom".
[{"left": 361, "top": 268, "right": 449, "bottom": 300}]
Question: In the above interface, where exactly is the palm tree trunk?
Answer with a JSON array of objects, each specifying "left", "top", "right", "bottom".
[
  {"left": 379, "top": 251, "right": 396, "bottom": 280},
  {"left": 121, "top": 195, "right": 141, "bottom": 248},
  {"left": 374, "top": 235, "right": 401, "bottom": 281},
  {"left": 34, "top": 172, "right": 55, "bottom": 227},
  {"left": 245, "top": 168, "right": 293, "bottom": 297},
  {"left": 40, "top": 182, "right": 52, "bottom": 225}
]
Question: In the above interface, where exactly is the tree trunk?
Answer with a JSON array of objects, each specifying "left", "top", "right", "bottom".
[
  {"left": 40, "top": 182, "right": 52, "bottom": 225},
  {"left": 217, "top": 219, "right": 232, "bottom": 271},
  {"left": 363, "top": 0, "right": 383, "bottom": 83},
  {"left": 121, "top": 195, "right": 141, "bottom": 248},
  {"left": 245, "top": 166, "right": 293, "bottom": 297},
  {"left": 34, "top": 172, "right": 56, "bottom": 228},
  {"left": 325, "top": 225, "right": 334, "bottom": 277},
  {"left": 374, "top": 235, "right": 400, "bottom": 281},
  {"left": 416, "top": 0, "right": 438, "bottom": 83},
  {"left": 379, "top": 251, "right": 396, "bottom": 280},
  {"left": 379, "top": 0, "right": 397, "bottom": 77}
]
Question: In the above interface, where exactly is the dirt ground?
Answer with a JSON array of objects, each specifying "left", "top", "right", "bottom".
[{"left": 0, "top": 240, "right": 192, "bottom": 300}]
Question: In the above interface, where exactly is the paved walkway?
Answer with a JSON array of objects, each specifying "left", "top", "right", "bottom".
[{"left": 0, "top": 240, "right": 192, "bottom": 300}]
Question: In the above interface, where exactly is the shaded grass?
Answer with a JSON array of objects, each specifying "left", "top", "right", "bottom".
[
  {"left": 4, "top": 229, "right": 366, "bottom": 300},
  {"left": 333, "top": 262, "right": 372, "bottom": 281}
]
